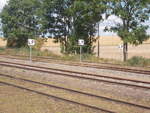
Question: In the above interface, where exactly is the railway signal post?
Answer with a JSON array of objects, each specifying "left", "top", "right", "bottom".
[
  {"left": 28, "top": 39, "right": 35, "bottom": 62},
  {"left": 78, "top": 39, "right": 84, "bottom": 62},
  {"left": 118, "top": 44, "right": 123, "bottom": 61}
]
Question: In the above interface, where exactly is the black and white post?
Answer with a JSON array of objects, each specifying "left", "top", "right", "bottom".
[
  {"left": 80, "top": 45, "right": 82, "bottom": 62},
  {"left": 78, "top": 39, "right": 84, "bottom": 62},
  {"left": 97, "top": 21, "right": 100, "bottom": 57},
  {"left": 29, "top": 46, "right": 32, "bottom": 62},
  {"left": 28, "top": 39, "right": 35, "bottom": 62}
]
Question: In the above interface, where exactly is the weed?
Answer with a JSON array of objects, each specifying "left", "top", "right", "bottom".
[{"left": 126, "top": 56, "right": 150, "bottom": 67}]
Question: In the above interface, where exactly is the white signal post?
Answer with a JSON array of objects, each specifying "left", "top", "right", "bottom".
[
  {"left": 78, "top": 39, "right": 84, "bottom": 62},
  {"left": 28, "top": 39, "right": 35, "bottom": 62},
  {"left": 118, "top": 44, "right": 123, "bottom": 61}
]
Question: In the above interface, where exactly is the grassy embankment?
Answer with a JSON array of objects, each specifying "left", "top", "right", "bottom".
[{"left": 0, "top": 47, "right": 150, "bottom": 67}]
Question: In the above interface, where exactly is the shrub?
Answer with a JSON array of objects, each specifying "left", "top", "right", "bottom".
[
  {"left": 126, "top": 56, "right": 150, "bottom": 67},
  {"left": 0, "top": 47, "right": 5, "bottom": 51}
]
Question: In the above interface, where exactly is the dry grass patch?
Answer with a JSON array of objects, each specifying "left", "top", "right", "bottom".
[{"left": 0, "top": 83, "right": 100, "bottom": 113}]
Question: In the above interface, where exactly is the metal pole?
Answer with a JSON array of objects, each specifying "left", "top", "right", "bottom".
[
  {"left": 80, "top": 46, "right": 82, "bottom": 62},
  {"left": 98, "top": 39, "right": 100, "bottom": 57},
  {"left": 97, "top": 22, "right": 100, "bottom": 57},
  {"left": 30, "top": 46, "right": 32, "bottom": 62}
]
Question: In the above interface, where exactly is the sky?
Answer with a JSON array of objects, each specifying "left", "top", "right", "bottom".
[
  {"left": 0, "top": 0, "right": 8, "bottom": 37},
  {"left": 0, "top": 0, "right": 8, "bottom": 11},
  {"left": 0, "top": 0, "right": 149, "bottom": 37},
  {"left": 0, "top": 0, "right": 7, "bottom": 37}
]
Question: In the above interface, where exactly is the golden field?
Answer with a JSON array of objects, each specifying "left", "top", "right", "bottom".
[
  {"left": 0, "top": 38, "right": 7, "bottom": 47},
  {"left": 0, "top": 37, "right": 150, "bottom": 60},
  {"left": 1, "top": 36, "right": 150, "bottom": 47}
]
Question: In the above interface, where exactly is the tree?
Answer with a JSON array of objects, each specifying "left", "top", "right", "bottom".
[
  {"left": 40, "top": 0, "right": 74, "bottom": 53},
  {"left": 67, "top": 0, "right": 104, "bottom": 54},
  {"left": 0, "top": 0, "right": 40, "bottom": 47},
  {"left": 41, "top": 0, "right": 105, "bottom": 54},
  {"left": 108, "top": 0, "right": 150, "bottom": 61}
]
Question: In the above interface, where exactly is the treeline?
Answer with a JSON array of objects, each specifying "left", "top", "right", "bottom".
[{"left": 0, "top": 0, "right": 150, "bottom": 61}]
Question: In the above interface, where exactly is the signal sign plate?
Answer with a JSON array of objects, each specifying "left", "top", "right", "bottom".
[
  {"left": 28, "top": 39, "right": 35, "bottom": 46},
  {"left": 78, "top": 39, "right": 84, "bottom": 46}
]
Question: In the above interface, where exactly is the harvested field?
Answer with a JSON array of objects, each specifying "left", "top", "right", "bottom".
[
  {"left": 0, "top": 37, "right": 150, "bottom": 60},
  {"left": 94, "top": 44, "right": 150, "bottom": 60}
]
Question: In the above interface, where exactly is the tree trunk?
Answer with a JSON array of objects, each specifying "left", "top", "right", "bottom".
[
  {"left": 64, "top": 37, "right": 67, "bottom": 53},
  {"left": 123, "top": 42, "right": 128, "bottom": 61}
]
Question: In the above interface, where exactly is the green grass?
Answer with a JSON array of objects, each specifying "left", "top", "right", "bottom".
[
  {"left": 0, "top": 47, "right": 150, "bottom": 67},
  {"left": 0, "top": 47, "right": 6, "bottom": 52},
  {"left": 126, "top": 56, "right": 150, "bottom": 67},
  {"left": 0, "top": 47, "right": 112, "bottom": 62}
]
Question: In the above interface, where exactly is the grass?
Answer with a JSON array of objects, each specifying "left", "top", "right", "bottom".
[
  {"left": 126, "top": 56, "right": 150, "bottom": 67},
  {"left": 0, "top": 84, "right": 97, "bottom": 113},
  {"left": 0, "top": 47, "right": 150, "bottom": 67},
  {"left": 0, "top": 47, "right": 118, "bottom": 62}
]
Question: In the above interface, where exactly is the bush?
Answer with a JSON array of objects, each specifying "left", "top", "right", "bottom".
[
  {"left": 0, "top": 47, "right": 5, "bottom": 51},
  {"left": 126, "top": 56, "right": 150, "bottom": 67}
]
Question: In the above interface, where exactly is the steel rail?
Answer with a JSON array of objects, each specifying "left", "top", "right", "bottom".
[
  {"left": 0, "top": 54, "right": 150, "bottom": 75},
  {"left": 0, "top": 73, "right": 150, "bottom": 110},
  {"left": 0, "top": 81, "right": 115, "bottom": 113},
  {"left": 0, "top": 62, "right": 150, "bottom": 90},
  {"left": 0, "top": 61, "right": 150, "bottom": 84},
  {"left": 20, "top": 55, "right": 150, "bottom": 74}
]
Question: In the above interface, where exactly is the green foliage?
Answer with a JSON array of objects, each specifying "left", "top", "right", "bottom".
[
  {"left": 40, "top": 0, "right": 104, "bottom": 54},
  {"left": 0, "top": 47, "right": 58, "bottom": 57},
  {"left": 0, "top": 0, "right": 40, "bottom": 48},
  {"left": 67, "top": 0, "right": 103, "bottom": 54},
  {"left": 116, "top": 26, "right": 149, "bottom": 45},
  {"left": 110, "top": 0, "right": 150, "bottom": 41},
  {"left": 126, "top": 56, "right": 150, "bottom": 67},
  {"left": 107, "top": 0, "right": 150, "bottom": 61},
  {"left": 0, "top": 47, "right": 5, "bottom": 51},
  {"left": 40, "top": 0, "right": 73, "bottom": 52},
  {"left": 1, "top": 0, "right": 150, "bottom": 59}
]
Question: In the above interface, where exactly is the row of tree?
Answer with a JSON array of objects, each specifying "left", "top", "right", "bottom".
[{"left": 0, "top": 0, "right": 150, "bottom": 61}]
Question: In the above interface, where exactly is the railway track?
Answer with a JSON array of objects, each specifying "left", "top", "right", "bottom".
[
  {"left": 0, "top": 81, "right": 114, "bottom": 113},
  {"left": 78, "top": 63, "right": 150, "bottom": 75},
  {"left": 0, "top": 54, "right": 150, "bottom": 75},
  {"left": 0, "top": 73, "right": 150, "bottom": 113},
  {"left": 0, "top": 61, "right": 150, "bottom": 90}
]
